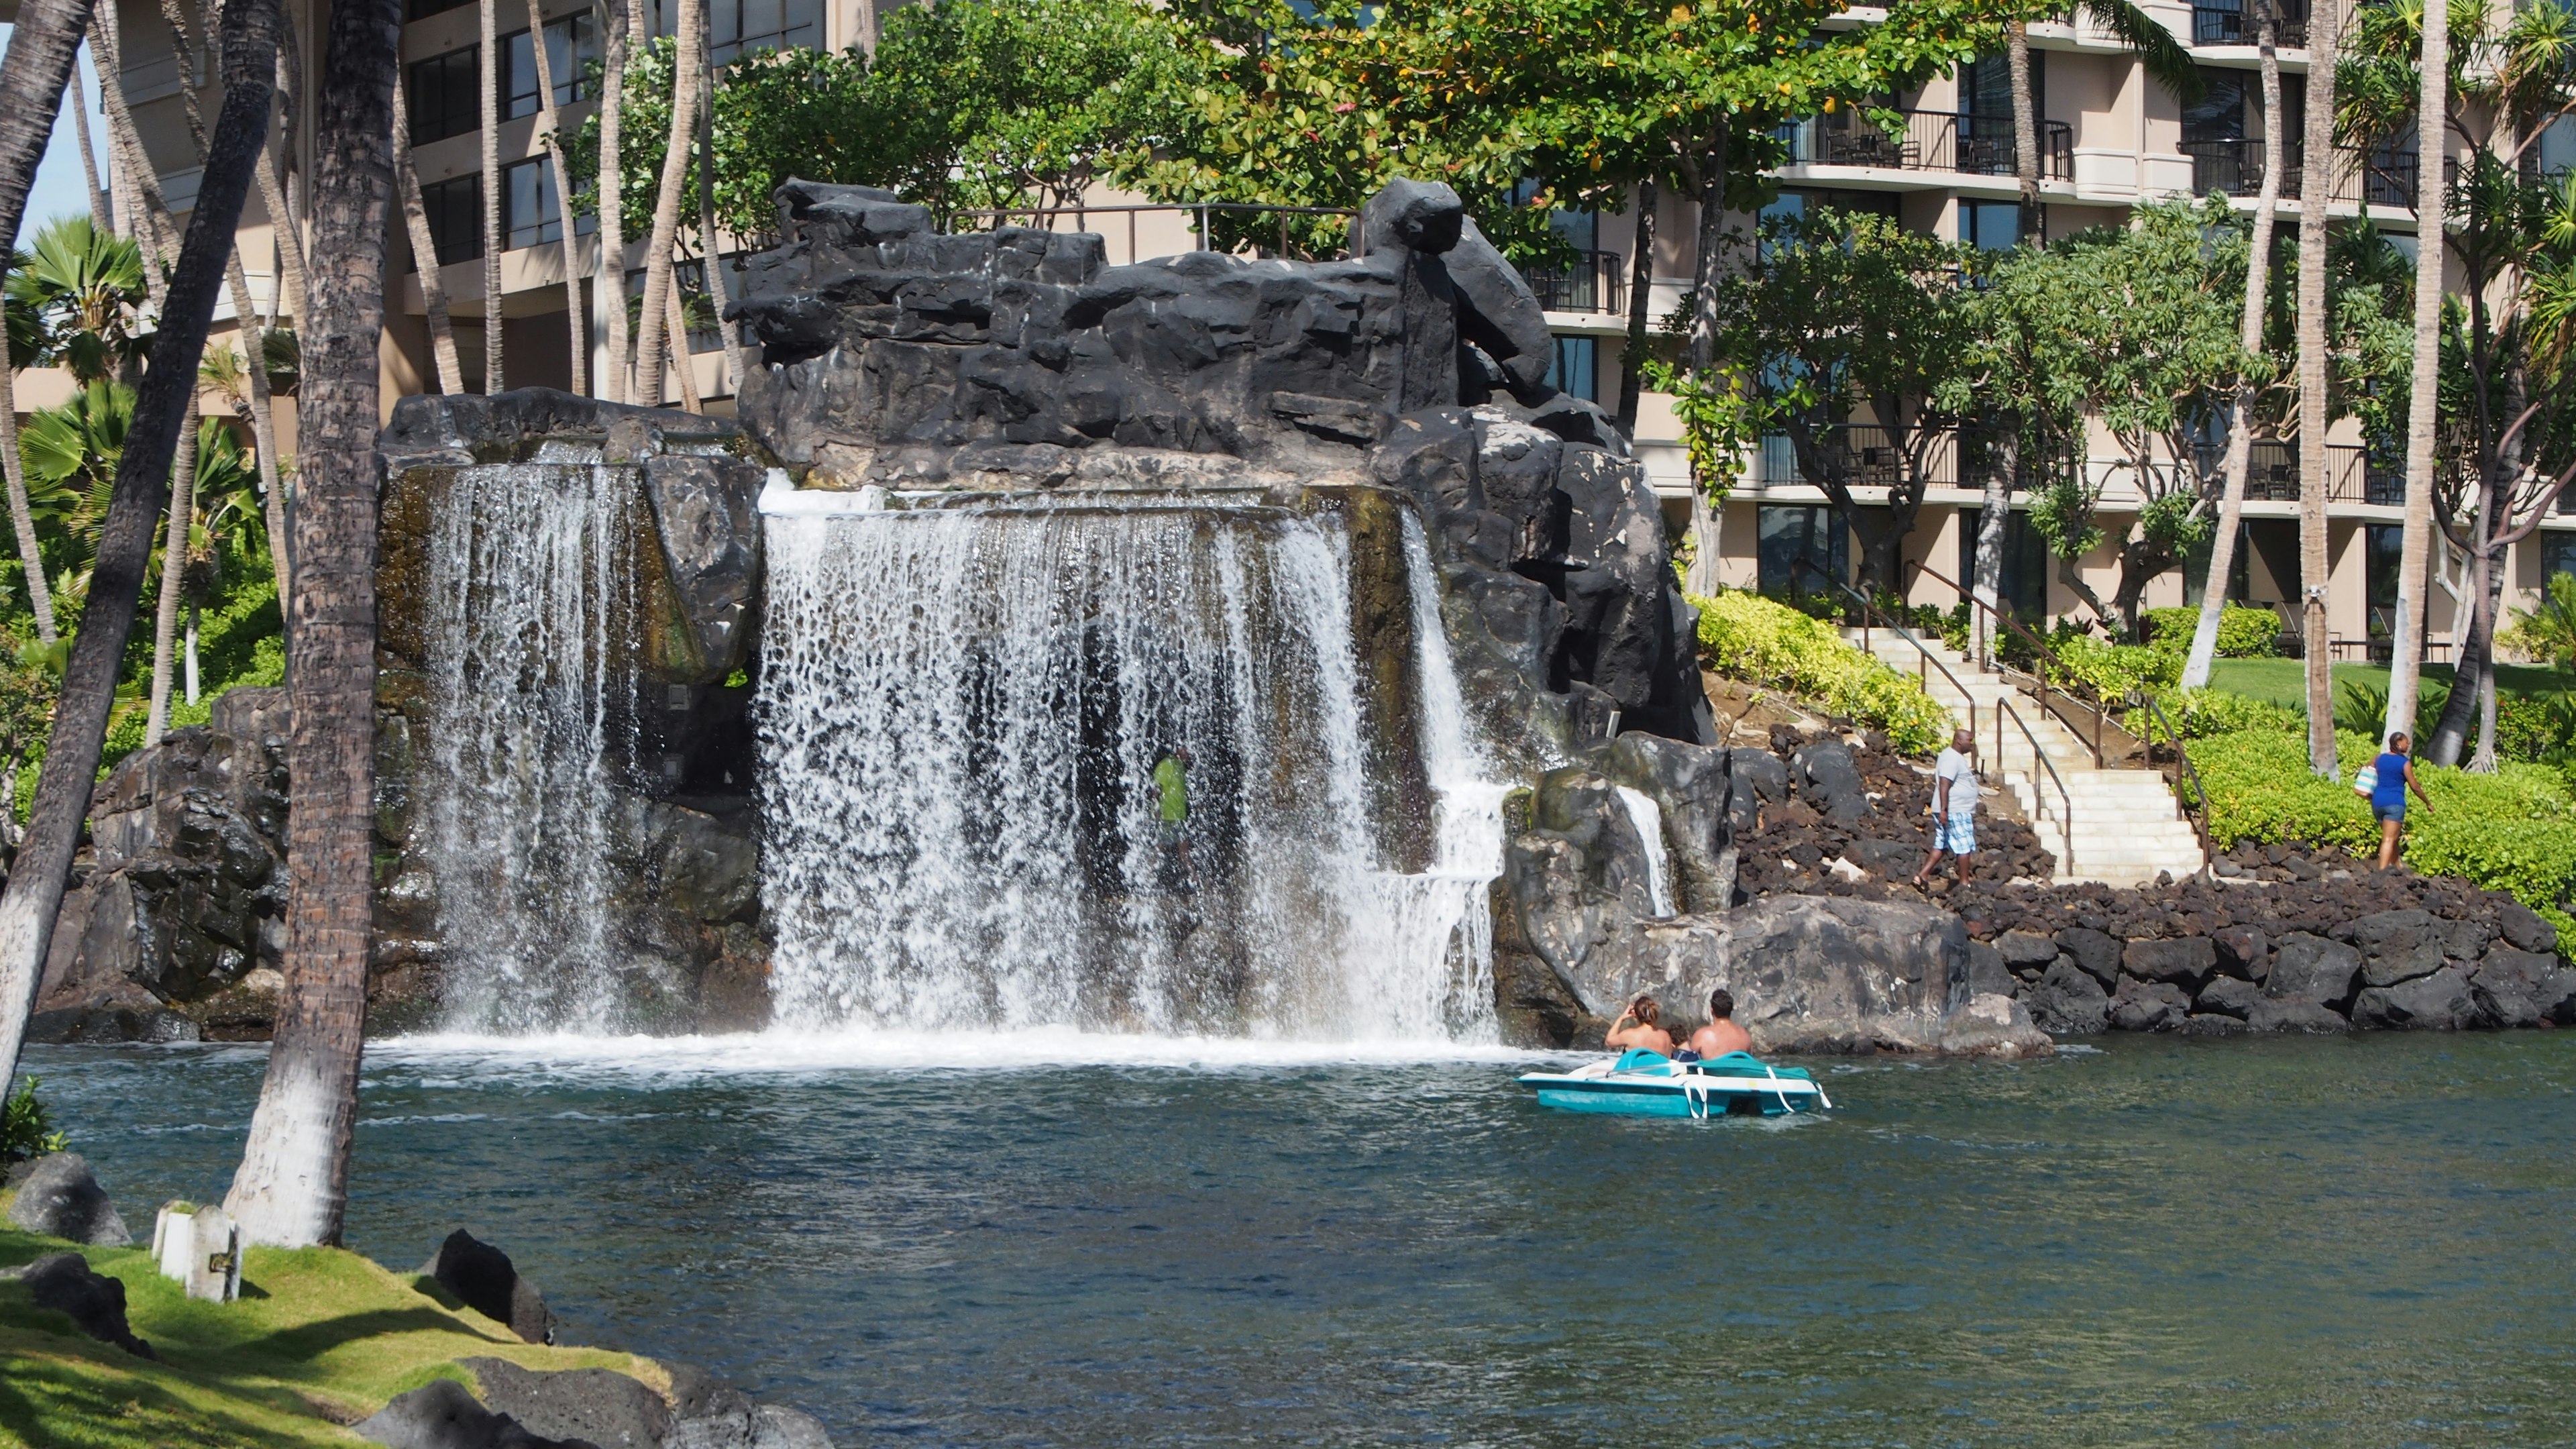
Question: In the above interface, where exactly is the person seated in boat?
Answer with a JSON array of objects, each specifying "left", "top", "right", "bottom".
[
  {"left": 1685, "top": 988, "right": 1753, "bottom": 1061},
  {"left": 1604, "top": 995, "right": 1675, "bottom": 1056}
]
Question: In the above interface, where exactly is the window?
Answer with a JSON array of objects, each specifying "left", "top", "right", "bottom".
[
  {"left": 2182, "top": 66, "right": 2248, "bottom": 145},
  {"left": 2366, "top": 523, "right": 2404, "bottom": 636},
  {"left": 1542, "top": 337, "right": 1595, "bottom": 401},
  {"left": 628, "top": 261, "right": 729, "bottom": 354},
  {"left": 1758, "top": 504, "right": 1847, "bottom": 596},
  {"left": 708, "top": 0, "right": 820, "bottom": 62},
  {"left": 502, "top": 14, "right": 598, "bottom": 119},
  {"left": 1960, "top": 201, "right": 2021, "bottom": 251},
  {"left": 407, "top": 46, "right": 481, "bottom": 146},
  {"left": 417, "top": 173, "right": 482, "bottom": 267},
  {"left": 2544, "top": 532, "right": 2576, "bottom": 584},
  {"left": 1957, "top": 51, "right": 2039, "bottom": 121},
  {"left": 1958, "top": 508, "right": 2050, "bottom": 620},
  {"left": 502, "top": 156, "right": 592, "bottom": 249}
]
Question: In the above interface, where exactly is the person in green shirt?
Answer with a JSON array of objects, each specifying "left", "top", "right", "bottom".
[{"left": 1153, "top": 746, "right": 1193, "bottom": 889}]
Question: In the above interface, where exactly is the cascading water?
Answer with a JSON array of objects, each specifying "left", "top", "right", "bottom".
[
  {"left": 1613, "top": 788, "right": 1674, "bottom": 918},
  {"left": 416, "top": 462, "right": 637, "bottom": 1031},
  {"left": 755, "top": 491, "right": 1504, "bottom": 1041}
]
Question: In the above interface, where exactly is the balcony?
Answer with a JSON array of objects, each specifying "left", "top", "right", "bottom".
[
  {"left": 1521, "top": 250, "right": 1627, "bottom": 315},
  {"left": 2178, "top": 140, "right": 2445, "bottom": 208},
  {"left": 1783, "top": 111, "right": 2074, "bottom": 182},
  {"left": 1756, "top": 426, "right": 1984, "bottom": 489},
  {"left": 2192, "top": 441, "right": 2402, "bottom": 504},
  {"left": 2191, "top": 0, "right": 2309, "bottom": 48}
]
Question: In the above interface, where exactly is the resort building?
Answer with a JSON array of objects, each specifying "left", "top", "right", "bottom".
[{"left": 39, "top": 0, "right": 2576, "bottom": 655}]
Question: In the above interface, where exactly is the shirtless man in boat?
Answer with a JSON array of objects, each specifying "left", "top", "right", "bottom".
[
  {"left": 1604, "top": 995, "right": 1676, "bottom": 1055},
  {"left": 1686, "top": 988, "right": 1753, "bottom": 1059}
]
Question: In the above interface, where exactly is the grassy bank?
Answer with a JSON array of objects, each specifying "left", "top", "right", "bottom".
[
  {"left": 2206, "top": 658, "right": 2566, "bottom": 710},
  {"left": 0, "top": 1215, "right": 655, "bottom": 1447}
]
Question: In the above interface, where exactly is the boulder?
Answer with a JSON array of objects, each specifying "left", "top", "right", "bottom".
[
  {"left": 354, "top": 1378, "right": 599, "bottom": 1449},
  {"left": 2340, "top": 909, "right": 2447, "bottom": 987},
  {"left": 2466, "top": 949, "right": 2558, "bottom": 1029},
  {"left": 462, "top": 1360, "right": 667, "bottom": 1449},
  {"left": 1706, "top": 894, "right": 1968, "bottom": 1054},
  {"left": 2194, "top": 974, "right": 2261, "bottom": 1019},
  {"left": 2023, "top": 959, "right": 2110, "bottom": 1036},
  {"left": 1790, "top": 740, "right": 1870, "bottom": 824},
  {"left": 2055, "top": 927, "right": 2124, "bottom": 989},
  {"left": 1442, "top": 217, "right": 1555, "bottom": 400},
  {"left": 2244, "top": 996, "right": 2349, "bottom": 1033},
  {"left": 2497, "top": 900, "right": 2559, "bottom": 955},
  {"left": 423, "top": 1230, "right": 554, "bottom": 1345},
  {"left": 17, "top": 1252, "right": 153, "bottom": 1357},
  {"left": 2351, "top": 965, "right": 2479, "bottom": 1030},
  {"left": 2108, "top": 977, "right": 2190, "bottom": 1032},
  {"left": 1966, "top": 941, "right": 2014, "bottom": 998},
  {"left": 6, "top": 1154, "right": 130, "bottom": 1245},
  {"left": 1842, "top": 837, "right": 1921, "bottom": 879},
  {"left": 2264, "top": 933, "right": 2361, "bottom": 1008},
  {"left": 2123, "top": 936, "right": 2215, "bottom": 989},
  {"left": 1600, "top": 733, "right": 1736, "bottom": 913},
  {"left": 1936, "top": 991, "right": 2055, "bottom": 1058},
  {"left": 2180, "top": 1013, "right": 2252, "bottom": 1036},
  {"left": 640, "top": 454, "right": 766, "bottom": 684},
  {"left": 1994, "top": 930, "right": 2059, "bottom": 975},
  {"left": 2212, "top": 926, "right": 2268, "bottom": 981},
  {"left": 1730, "top": 749, "right": 1790, "bottom": 804}
]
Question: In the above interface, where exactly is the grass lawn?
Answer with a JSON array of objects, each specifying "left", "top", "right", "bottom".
[
  {"left": 0, "top": 1212, "right": 661, "bottom": 1447},
  {"left": 2208, "top": 658, "right": 2569, "bottom": 708}
]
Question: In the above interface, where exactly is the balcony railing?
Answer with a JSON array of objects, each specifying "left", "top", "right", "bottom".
[
  {"left": 1784, "top": 110, "right": 2074, "bottom": 182},
  {"left": 2190, "top": 441, "right": 2401, "bottom": 504},
  {"left": 2192, "top": 0, "right": 2309, "bottom": 48},
  {"left": 1521, "top": 250, "right": 1627, "bottom": 315},
  {"left": 2180, "top": 140, "right": 2453, "bottom": 208},
  {"left": 1756, "top": 426, "right": 1986, "bottom": 489}
]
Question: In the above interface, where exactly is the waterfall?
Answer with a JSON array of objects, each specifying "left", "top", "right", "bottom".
[
  {"left": 755, "top": 494, "right": 1503, "bottom": 1041},
  {"left": 416, "top": 464, "right": 639, "bottom": 1032},
  {"left": 1614, "top": 787, "right": 1674, "bottom": 918}
]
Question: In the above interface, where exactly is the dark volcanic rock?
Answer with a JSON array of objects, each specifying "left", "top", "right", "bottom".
[
  {"left": 19, "top": 1252, "right": 152, "bottom": 1357},
  {"left": 2266, "top": 933, "right": 2362, "bottom": 1008},
  {"left": 1967, "top": 941, "right": 2013, "bottom": 998},
  {"left": 2024, "top": 959, "right": 2111, "bottom": 1035},
  {"left": 423, "top": 1230, "right": 553, "bottom": 1345},
  {"left": 2351, "top": 965, "right": 2479, "bottom": 1030},
  {"left": 2472, "top": 948, "right": 2576, "bottom": 1028},
  {"left": 2497, "top": 901, "right": 2559, "bottom": 955},
  {"left": 2212, "top": 926, "right": 2268, "bottom": 980},
  {"left": 5, "top": 1154, "right": 129, "bottom": 1245},
  {"left": 1599, "top": 733, "right": 1737, "bottom": 913},
  {"left": 1790, "top": 740, "right": 1870, "bottom": 824},
  {"left": 2195, "top": 974, "right": 2261, "bottom": 1018},
  {"left": 1995, "top": 930, "right": 2060, "bottom": 973},
  {"left": 2245, "top": 996, "right": 2349, "bottom": 1033},
  {"left": 462, "top": 1359, "right": 666, "bottom": 1449},
  {"left": 355, "top": 1377, "right": 596, "bottom": 1449},
  {"left": 2056, "top": 928, "right": 2125, "bottom": 989},
  {"left": 2123, "top": 936, "right": 2214, "bottom": 988},
  {"left": 2108, "top": 977, "right": 2190, "bottom": 1032}
]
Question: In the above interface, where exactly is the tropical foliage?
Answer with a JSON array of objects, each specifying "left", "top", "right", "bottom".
[{"left": 1690, "top": 587, "right": 1953, "bottom": 753}]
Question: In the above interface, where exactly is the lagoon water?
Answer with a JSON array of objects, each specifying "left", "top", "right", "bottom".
[{"left": 27, "top": 1030, "right": 2576, "bottom": 1446}]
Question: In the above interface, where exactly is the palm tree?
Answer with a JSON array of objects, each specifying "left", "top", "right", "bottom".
[
  {"left": 694, "top": 41, "right": 743, "bottom": 398},
  {"left": 223, "top": 0, "right": 402, "bottom": 1250},
  {"left": 2384, "top": 0, "right": 2451, "bottom": 743},
  {"left": 480, "top": 0, "right": 505, "bottom": 392},
  {"left": 596, "top": 0, "right": 634, "bottom": 401},
  {"left": 0, "top": 0, "right": 100, "bottom": 270},
  {"left": 72, "top": 42, "right": 112, "bottom": 235},
  {"left": 2182, "top": 0, "right": 2289, "bottom": 688},
  {"left": 3, "top": 272, "right": 58, "bottom": 647},
  {"left": 199, "top": 324, "right": 290, "bottom": 604},
  {"left": 633, "top": 0, "right": 709, "bottom": 405},
  {"left": 523, "top": 0, "right": 590, "bottom": 396},
  {"left": 2295, "top": 0, "right": 2343, "bottom": 776},
  {"left": 392, "top": 80, "right": 470, "bottom": 395},
  {"left": 0, "top": 0, "right": 280, "bottom": 1106},
  {"left": 8, "top": 216, "right": 149, "bottom": 382}
]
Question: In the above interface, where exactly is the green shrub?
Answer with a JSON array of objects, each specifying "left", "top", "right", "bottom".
[
  {"left": 2141, "top": 604, "right": 2283, "bottom": 658},
  {"left": 2495, "top": 688, "right": 2576, "bottom": 765},
  {"left": 2150, "top": 687, "right": 2306, "bottom": 739},
  {"left": 2049, "top": 631, "right": 2182, "bottom": 703},
  {"left": 2190, "top": 726, "right": 2576, "bottom": 945},
  {"left": 1691, "top": 588, "right": 1953, "bottom": 754},
  {"left": 3, "top": 1077, "right": 68, "bottom": 1163}
]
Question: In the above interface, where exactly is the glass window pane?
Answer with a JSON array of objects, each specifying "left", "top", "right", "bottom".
[
  {"left": 419, "top": 174, "right": 482, "bottom": 266},
  {"left": 504, "top": 157, "right": 560, "bottom": 249},
  {"left": 502, "top": 30, "right": 540, "bottom": 121},
  {"left": 545, "top": 14, "right": 596, "bottom": 104}
]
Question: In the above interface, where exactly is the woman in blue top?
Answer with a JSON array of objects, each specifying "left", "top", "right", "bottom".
[{"left": 2371, "top": 731, "right": 2434, "bottom": 871}]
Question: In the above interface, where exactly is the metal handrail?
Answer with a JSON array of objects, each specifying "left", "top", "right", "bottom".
[
  {"left": 2135, "top": 693, "right": 2218, "bottom": 872},
  {"left": 1899, "top": 558, "right": 2117, "bottom": 768},
  {"left": 1995, "top": 695, "right": 2078, "bottom": 877},
  {"left": 1788, "top": 559, "right": 1977, "bottom": 746}
]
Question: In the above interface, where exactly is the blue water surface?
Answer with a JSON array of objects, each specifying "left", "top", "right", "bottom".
[{"left": 23, "top": 1030, "right": 2576, "bottom": 1447}]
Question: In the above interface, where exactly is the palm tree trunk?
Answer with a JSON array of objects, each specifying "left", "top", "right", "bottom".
[
  {"left": 2384, "top": 0, "right": 2449, "bottom": 742},
  {"left": 2008, "top": 21, "right": 2041, "bottom": 242},
  {"left": 694, "top": 56, "right": 743, "bottom": 398},
  {"left": 633, "top": 0, "right": 706, "bottom": 407},
  {"left": 258, "top": 11, "right": 309, "bottom": 327},
  {"left": 0, "top": 0, "right": 101, "bottom": 261},
  {"left": 253, "top": 150, "right": 308, "bottom": 327},
  {"left": 1972, "top": 430, "right": 2013, "bottom": 666},
  {"left": 1, "top": 361, "right": 60, "bottom": 647},
  {"left": 2182, "top": 0, "right": 2285, "bottom": 689},
  {"left": 1614, "top": 178, "right": 1656, "bottom": 433},
  {"left": 223, "top": 0, "right": 400, "bottom": 1252},
  {"left": 0, "top": 0, "right": 278, "bottom": 1101},
  {"left": 2295, "top": 0, "right": 2341, "bottom": 776},
  {"left": 224, "top": 253, "right": 293, "bottom": 602},
  {"left": 143, "top": 404, "right": 200, "bottom": 746},
  {"left": 595, "top": 0, "right": 634, "bottom": 401},
  {"left": 392, "top": 81, "right": 469, "bottom": 395},
  {"left": 523, "top": 0, "right": 589, "bottom": 396},
  {"left": 74, "top": 41, "right": 113, "bottom": 234},
  {"left": 664, "top": 283, "right": 702, "bottom": 412},
  {"left": 479, "top": 0, "right": 504, "bottom": 392}
]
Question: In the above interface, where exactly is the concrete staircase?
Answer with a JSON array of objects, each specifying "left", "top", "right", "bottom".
[{"left": 1843, "top": 629, "right": 2207, "bottom": 886}]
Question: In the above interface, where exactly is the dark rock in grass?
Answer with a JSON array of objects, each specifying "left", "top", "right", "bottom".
[
  {"left": 2212, "top": 926, "right": 2268, "bottom": 981},
  {"left": 2244, "top": 996, "right": 2350, "bottom": 1034},
  {"left": 2497, "top": 900, "right": 2559, "bottom": 955},
  {"left": 2351, "top": 966, "right": 2479, "bottom": 1031},
  {"left": 355, "top": 1377, "right": 598, "bottom": 1449},
  {"left": 1995, "top": 930, "right": 2060, "bottom": 974},
  {"left": 423, "top": 1230, "right": 553, "bottom": 1345},
  {"left": 2196, "top": 974, "right": 2261, "bottom": 1019},
  {"left": 2264, "top": 934, "right": 2361, "bottom": 1008},
  {"left": 2055, "top": 927, "right": 2124, "bottom": 989},
  {"left": 18, "top": 1252, "right": 152, "bottom": 1358},
  {"left": 2469, "top": 949, "right": 2562, "bottom": 1029},
  {"left": 5, "top": 1154, "right": 130, "bottom": 1246},
  {"left": 2025, "top": 959, "right": 2110, "bottom": 1036},
  {"left": 463, "top": 1359, "right": 667, "bottom": 1449},
  {"left": 2123, "top": 936, "right": 2215, "bottom": 989},
  {"left": 2108, "top": 978, "right": 2190, "bottom": 1032}
]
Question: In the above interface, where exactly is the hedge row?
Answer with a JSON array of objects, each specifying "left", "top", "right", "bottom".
[{"left": 1691, "top": 590, "right": 1953, "bottom": 755}]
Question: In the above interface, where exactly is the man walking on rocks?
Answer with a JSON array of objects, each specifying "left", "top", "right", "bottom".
[{"left": 1914, "top": 728, "right": 1981, "bottom": 889}]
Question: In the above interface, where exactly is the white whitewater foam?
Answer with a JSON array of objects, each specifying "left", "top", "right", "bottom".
[{"left": 1614, "top": 786, "right": 1674, "bottom": 918}]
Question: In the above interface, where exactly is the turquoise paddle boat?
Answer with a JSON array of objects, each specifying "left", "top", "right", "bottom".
[{"left": 1518, "top": 1050, "right": 1831, "bottom": 1118}]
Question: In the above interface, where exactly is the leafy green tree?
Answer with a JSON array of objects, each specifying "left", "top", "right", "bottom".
[
  {"left": 1706, "top": 208, "right": 1980, "bottom": 590},
  {"left": 5, "top": 216, "right": 147, "bottom": 383}
]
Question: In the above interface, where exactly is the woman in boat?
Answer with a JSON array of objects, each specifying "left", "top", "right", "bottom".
[{"left": 1604, "top": 995, "right": 1676, "bottom": 1056}]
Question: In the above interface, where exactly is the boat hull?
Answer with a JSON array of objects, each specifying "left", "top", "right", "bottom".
[{"left": 1518, "top": 1054, "right": 1829, "bottom": 1119}]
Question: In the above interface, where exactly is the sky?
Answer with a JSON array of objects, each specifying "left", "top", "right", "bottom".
[{"left": 0, "top": 23, "right": 111, "bottom": 250}]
